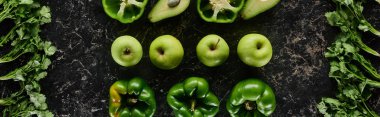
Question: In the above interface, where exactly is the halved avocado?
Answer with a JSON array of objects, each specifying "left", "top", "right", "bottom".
[
  {"left": 240, "top": 0, "right": 280, "bottom": 20},
  {"left": 148, "top": 0, "right": 191, "bottom": 22}
]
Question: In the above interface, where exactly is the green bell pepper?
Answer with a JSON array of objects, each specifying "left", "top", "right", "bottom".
[
  {"left": 226, "top": 79, "right": 276, "bottom": 117},
  {"left": 197, "top": 0, "right": 244, "bottom": 23},
  {"left": 102, "top": 0, "right": 148, "bottom": 23},
  {"left": 109, "top": 77, "right": 156, "bottom": 117},
  {"left": 167, "top": 77, "right": 220, "bottom": 117}
]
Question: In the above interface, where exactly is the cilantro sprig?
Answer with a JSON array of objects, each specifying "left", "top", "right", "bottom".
[
  {"left": 318, "top": 0, "right": 380, "bottom": 116},
  {"left": 0, "top": 0, "right": 56, "bottom": 116}
]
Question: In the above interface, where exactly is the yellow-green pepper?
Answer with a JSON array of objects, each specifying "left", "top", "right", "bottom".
[{"left": 109, "top": 77, "right": 156, "bottom": 117}]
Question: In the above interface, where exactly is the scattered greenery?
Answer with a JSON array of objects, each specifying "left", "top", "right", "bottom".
[
  {"left": 0, "top": 0, "right": 56, "bottom": 116},
  {"left": 318, "top": 0, "right": 380, "bottom": 116}
]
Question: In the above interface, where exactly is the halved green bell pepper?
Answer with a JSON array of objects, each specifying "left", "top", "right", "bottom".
[
  {"left": 197, "top": 0, "right": 244, "bottom": 23},
  {"left": 102, "top": 0, "right": 148, "bottom": 23},
  {"left": 109, "top": 77, "right": 156, "bottom": 117},
  {"left": 226, "top": 79, "right": 276, "bottom": 117},
  {"left": 167, "top": 77, "right": 220, "bottom": 117}
]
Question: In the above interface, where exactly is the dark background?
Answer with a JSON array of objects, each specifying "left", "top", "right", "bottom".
[{"left": 1, "top": 0, "right": 380, "bottom": 116}]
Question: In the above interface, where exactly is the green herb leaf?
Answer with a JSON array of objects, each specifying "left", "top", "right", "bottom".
[
  {"left": 320, "top": 0, "right": 380, "bottom": 116},
  {"left": 20, "top": 0, "right": 33, "bottom": 5},
  {"left": 44, "top": 41, "right": 56, "bottom": 56},
  {"left": 0, "top": 0, "right": 55, "bottom": 115}
]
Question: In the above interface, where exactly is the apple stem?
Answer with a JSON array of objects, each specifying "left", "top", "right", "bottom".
[{"left": 211, "top": 38, "right": 221, "bottom": 50}]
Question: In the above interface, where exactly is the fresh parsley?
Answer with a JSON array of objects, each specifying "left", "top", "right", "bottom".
[
  {"left": 318, "top": 0, "right": 380, "bottom": 116},
  {"left": 0, "top": 0, "right": 56, "bottom": 116}
]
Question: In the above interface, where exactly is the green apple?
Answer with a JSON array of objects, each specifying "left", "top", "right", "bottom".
[
  {"left": 149, "top": 35, "right": 184, "bottom": 70},
  {"left": 196, "top": 34, "right": 229, "bottom": 67},
  {"left": 111, "top": 35, "right": 143, "bottom": 67},
  {"left": 237, "top": 34, "right": 272, "bottom": 67}
]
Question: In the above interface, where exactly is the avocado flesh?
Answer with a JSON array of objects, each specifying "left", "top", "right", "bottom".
[
  {"left": 240, "top": 0, "right": 280, "bottom": 20},
  {"left": 148, "top": 0, "right": 191, "bottom": 22}
]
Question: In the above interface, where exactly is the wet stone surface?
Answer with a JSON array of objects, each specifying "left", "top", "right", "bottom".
[{"left": 1, "top": 0, "right": 380, "bottom": 116}]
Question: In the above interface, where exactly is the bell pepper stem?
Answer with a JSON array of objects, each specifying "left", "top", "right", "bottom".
[
  {"left": 117, "top": 0, "right": 144, "bottom": 17},
  {"left": 211, "top": 9, "right": 219, "bottom": 21},
  {"left": 244, "top": 101, "right": 256, "bottom": 111},
  {"left": 127, "top": 98, "right": 138, "bottom": 105},
  {"left": 191, "top": 99, "right": 196, "bottom": 112},
  {"left": 128, "top": 0, "right": 143, "bottom": 7},
  {"left": 210, "top": 0, "right": 237, "bottom": 20},
  {"left": 117, "top": 1, "right": 127, "bottom": 17}
]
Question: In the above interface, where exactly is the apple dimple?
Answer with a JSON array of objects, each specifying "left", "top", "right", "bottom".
[
  {"left": 209, "top": 44, "right": 216, "bottom": 51},
  {"left": 209, "top": 38, "right": 221, "bottom": 51},
  {"left": 256, "top": 42, "right": 263, "bottom": 50},
  {"left": 123, "top": 48, "right": 131, "bottom": 55},
  {"left": 157, "top": 47, "right": 165, "bottom": 55},
  {"left": 111, "top": 35, "right": 143, "bottom": 67}
]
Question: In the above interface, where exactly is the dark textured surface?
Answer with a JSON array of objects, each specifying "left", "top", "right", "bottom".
[{"left": 1, "top": 0, "right": 380, "bottom": 116}]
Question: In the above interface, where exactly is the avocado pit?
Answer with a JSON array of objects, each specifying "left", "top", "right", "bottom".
[{"left": 168, "top": 0, "right": 180, "bottom": 7}]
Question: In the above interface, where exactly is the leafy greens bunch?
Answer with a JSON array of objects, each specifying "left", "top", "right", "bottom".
[
  {"left": 0, "top": 0, "right": 56, "bottom": 116},
  {"left": 317, "top": 0, "right": 380, "bottom": 116}
]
